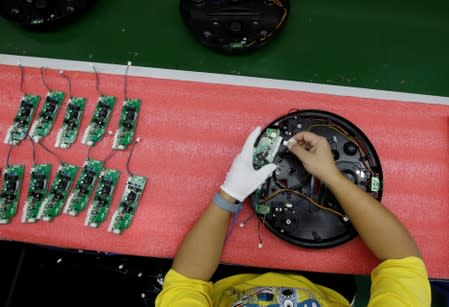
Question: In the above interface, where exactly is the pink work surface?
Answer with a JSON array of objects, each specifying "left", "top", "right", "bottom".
[{"left": 0, "top": 64, "right": 448, "bottom": 278}]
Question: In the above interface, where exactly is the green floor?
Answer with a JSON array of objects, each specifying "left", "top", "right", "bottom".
[
  {"left": 0, "top": 0, "right": 448, "bottom": 305},
  {"left": 1, "top": 0, "right": 449, "bottom": 97}
]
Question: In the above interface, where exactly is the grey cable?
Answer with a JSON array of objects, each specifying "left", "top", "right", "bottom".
[
  {"left": 124, "top": 62, "right": 131, "bottom": 101},
  {"left": 126, "top": 140, "right": 139, "bottom": 176},
  {"left": 40, "top": 67, "right": 50, "bottom": 91},
  {"left": 28, "top": 136, "right": 36, "bottom": 164},
  {"left": 5, "top": 145, "right": 13, "bottom": 167},
  {"left": 91, "top": 64, "right": 103, "bottom": 96},
  {"left": 19, "top": 64, "right": 25, "bottom": 95},
  {"left": 38, "top": 141, "right": 62, "bottom": 164},
  {"left": 59, "top": 71, "right": 72, "bottom": 98}
]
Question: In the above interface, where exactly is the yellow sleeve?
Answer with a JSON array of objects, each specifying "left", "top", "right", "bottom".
[
  {"left": 155, "top": 269, "right": 213, "bottom": 307},
  {"left": 368, "top": 256, "right": 431, "bottom": 307}
]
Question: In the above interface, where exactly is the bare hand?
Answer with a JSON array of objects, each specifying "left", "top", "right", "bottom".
[{"left": 287, "top": 131, "right": 341, "bottom": 184}]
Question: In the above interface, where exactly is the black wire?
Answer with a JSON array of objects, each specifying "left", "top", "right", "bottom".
[
  {"left": 240, "top": 212, "right": 256, "bottom": 227},
  {"left": 19, "top": 63, "right": 25, "bottom": 95},
  {"left": 102, "top": 149, "right": 117, "bottom": 165},
  {"left": 28, "top": 136, "right": 36, "bottom": 164},
  {"left": 5, "top": 145, "right": 13, "bottom": 167},
  {"left": 126, "top": 140, "right": 139, "bottom": 176},
  {"left": 40, "top": 66, "right": 50, "bottom": 91},
  {"left": 124, "top": 62, "right": 130, "bottom": 101},
  {"left": 38, "top": 141, "right": 62, "bottom": 164},
  {"left": 87, "top": 141, "right": 95, "bottom": 160},
  {"left": 59, "top": 70, "right": 72, "bottom": 98},
  {"left": 87, "top": 133, "right": 117, "bottom": 163},
  {"left": 91, "top": 64, "right": 103, "bottom": 96},
  {"left": 257, "top": 214, "right": 266, "bottom": 246}
]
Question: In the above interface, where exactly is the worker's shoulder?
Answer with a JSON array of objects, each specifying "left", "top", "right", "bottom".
[{"left": 369, "top": 257, "right": 430, "bottom": 307}]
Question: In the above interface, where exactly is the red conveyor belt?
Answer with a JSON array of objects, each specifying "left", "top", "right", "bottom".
[{"left": 0, "top": 64, "right": 448, "bottom": 278}]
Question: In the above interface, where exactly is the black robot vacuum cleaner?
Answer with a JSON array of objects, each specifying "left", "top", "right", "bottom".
[
  {"left": 251, "top": 110, "right": 384, "bottom": 248},
  {"left": 0, "top": 0, "right": 94, "bottom": 30},
  {"left": 180, "top": 0, "right": 290, "bottom": 54}
]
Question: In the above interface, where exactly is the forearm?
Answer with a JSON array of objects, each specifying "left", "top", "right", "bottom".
[
  {"left": 326, "top": 173, "right": 421, "bottom": 261},
  {"left": 172, "top": 190, "right": 236, "bottom": 281}
]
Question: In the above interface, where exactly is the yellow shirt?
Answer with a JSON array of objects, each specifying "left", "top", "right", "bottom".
[{"left": 156, "top": 256, "right": 431, "bottom": 306}]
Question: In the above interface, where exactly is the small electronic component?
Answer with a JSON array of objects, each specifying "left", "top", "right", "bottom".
[
  {"left": 55, "top": 97, "right": 87, "bottom": 148},
  {"left": 0, "top": 165, "right": 24, "bottom": 224},
  {"left": 255, "top": 203, "right": 271, "bottom": 215},
  {"left": 22, "top": 164, "right": 51, "bottom": 223},
  {"left": 81, "top": 96, "right": 116, "bottom": 146},
  {"left": 108, "top": 175, "right": 147, "bottom": 234},
  {"left": 370, "top": 176, "right": 381, "bottom": 192},
  {"left": 253, "top": 128, "right": 283, "bottom": 169},
  {"left": 85, "top": 169, "right": 120, "bottom": 227},
  {"left": 4, "top": 95, "right": 40, "bottom": 145},
  {"left": 38, "top": 163, "right": 78, "bottom": 221},
  {"left": 29, "top": 91, "right": 65, "bottom": 142},
  {"left": 64, "top": 159, "right": 103, "bottom": 216},
  {"left": 112, "top": 99, "right": 141, "bottom": 150}
]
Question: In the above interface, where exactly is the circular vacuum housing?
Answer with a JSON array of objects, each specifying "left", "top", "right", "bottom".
[
  {"left": 180, "top": 0, "right": 289, "bottom": 54},
  {"left": 250, "top": 110, "right": 383, "bottom": 248},
  {"left": 0, "top": 0, "right": 94, "bottom": 29}
]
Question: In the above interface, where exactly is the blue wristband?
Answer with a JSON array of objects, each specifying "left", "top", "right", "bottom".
[{"left": 213, "top": 193, "right": 242, "bottom": 214}]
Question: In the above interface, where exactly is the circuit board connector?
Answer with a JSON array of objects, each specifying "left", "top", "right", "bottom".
[
  {"left": 29, "top": 91, "right": 65, "bottom": 142},
  {"left": 85, "top": 168, "right": 120, "bottom": 228},
  {"left": 55, "top": 97, "right": 86, "bottom": 148},
  {"left": 22, "top": 164, "right": 51, "bottom": 223},
  {"left": 108, "top": 175, "right": 147, "bottom": 234},
  {"left": 81, "top": 95, "right": 116, "bottom": 146},
  {"left": 253, "top": 128, "right": 282, "bottom": 169},
  {"left": 112, "top": 99, "right": 141, "bottom": 150},
  {"left": 4, "top": 95, "right": 40, "bottom": 145},
  {"left": 38, "top": 163, "right": 78, "bottom": 221},
  {"left": 0, "top": 165, "right": 24, "bottom": 224},
  {"left": 64, "top": 159, "right": 103, "bottom": 216}
]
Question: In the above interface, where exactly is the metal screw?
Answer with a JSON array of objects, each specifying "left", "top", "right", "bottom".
[{"left": 203, "top": 31, "right": 212, "bottom": 38}]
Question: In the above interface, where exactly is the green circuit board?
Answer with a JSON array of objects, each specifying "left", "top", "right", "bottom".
[
  {"left": 64, "top": 159, "right": 103, "bottom": 216},
  {"left": 253, "top": 128, "right": 283, "bottom": 169},
  {"left": 81, "top": 95, "right": 116, "bottom": 146},
  {"left": 22, "top": 164, "right": 51, "bottom": 223},
  {"left": 38, "top": 163, "right": 78, "bottom": 222},
  {"left": 112, "top": 99, "right": 141, "bottom": 150},
  {"left": 55, "top": 97, "right": 86, "bottom": 149},
  {"left": 0, "top": 165, "right": 24, "bottom": 224},
  {"left": 85, "top": 168, "right": 120, "bottom": 228},
  {"left": 29, "top": 91, "right": 65, "bottom": 142},
  {"left": 108, "top": 175, "right": 147, "bottom": 234},
  {"left": 4, "top": 95, "right": 40, "bottom": 145}
]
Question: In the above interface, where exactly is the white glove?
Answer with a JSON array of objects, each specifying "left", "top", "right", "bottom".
[{"left": 221, "top": 127, "right": 277, "bottom": 202}]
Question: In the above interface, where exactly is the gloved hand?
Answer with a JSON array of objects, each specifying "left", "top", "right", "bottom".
[{"left": 221, "top": 127, "right": 277, "bottom": 202}]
